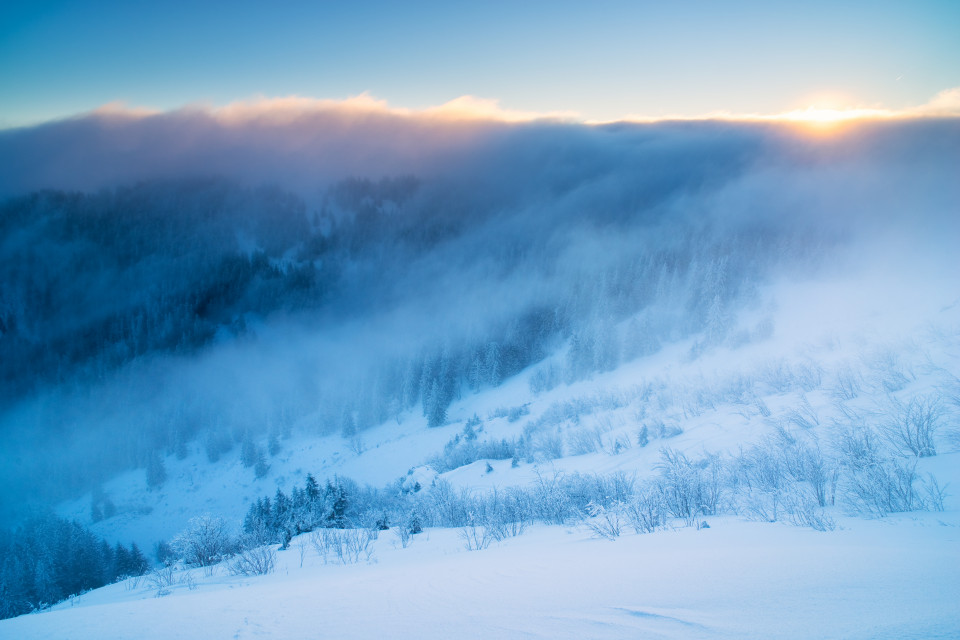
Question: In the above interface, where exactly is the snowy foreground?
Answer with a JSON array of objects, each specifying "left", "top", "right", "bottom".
[
  {"left": 3, "top": 512, "right": 959, "bottom": 640},
  {"left": 16, "top": 303, "right": 960, "bottom": 639}
]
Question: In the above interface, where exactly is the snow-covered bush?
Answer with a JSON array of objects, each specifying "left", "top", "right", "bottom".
[
  {"left": 171, "top": 515, "right": 234, "bottom": 568},
  {"left": 428, "top": 479, "right": 475, "bottom": 527},
  {"left": 393, "top": 524, "right": 414, "bottom": 549},
  {"left": 459, "top": 523, "right": 493, "bottom": 551},
  {"left": 623, "top": 484, "right": 667, "bottom": 534},
  {"left": 881, "top": 394, "right": 943, "bottom": 458},
  {"left": 426, "top": 435, "right": 516, "bottom": 473},
  {"left": 228, "top": 546, "right": 276, "bottom": 576},
  {"left": 567, "top": 426, "right": 608, "bottom": 455},
  {"left": 833, "top": 424, "right": 942, "bottom": 516},
  {"left": 785, "top": 493, "right": 836, "bottom": 532},
  {"left": 309, "top": 529, "right": 375, "bottom": 564},
  {"left": 831, "top": 366, "right": 863, "bottom": 401},
  {"left": 147, "top": 565, "right": 177, "bottom": 598},
  {"left": 656, "top": 449, "right": 722, "bottom": 526},
  {"left": 783, "top": 397, "right": 820, "bottom": 431},
  {"left": 531, "top": 470, "right": 575, "bottom": 525},
  {"left": 474, "top": 488, "right": 530, "bottom": 541},
  {"left": 842, "top": 456, "right": 926, "bottom": 516},
  {"left": 582, "top": 501, "right": 624, "bottom": 540}
]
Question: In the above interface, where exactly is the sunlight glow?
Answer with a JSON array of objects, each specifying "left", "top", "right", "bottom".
[
  {"left": 777, "top": 106, "right": 890, "bottom": 123},
  {"left": 769, "top": 105, "right": 896, "bottom": 133},
  {"left": 67, "top": 86, "right": 960, "bottom": 136}
]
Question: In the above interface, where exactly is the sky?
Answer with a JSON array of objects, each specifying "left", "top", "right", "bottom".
[{"left": 1, "top": 0, "right": 959, "bottom": 128}]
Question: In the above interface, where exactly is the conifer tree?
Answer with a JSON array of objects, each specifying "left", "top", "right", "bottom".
[{"left": 146, "top": 451, "right": 167, "bottom": 489}]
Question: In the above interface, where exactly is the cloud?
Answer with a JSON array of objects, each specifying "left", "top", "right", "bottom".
[
  {"left": 909, "top": 86, "right": 960, "bottom": 117},
  {"left": 3, "top": 89, "right": 959, "bottom": 198},
  {"left": 423, "top": 95, "right": 579, "bottom": 123},
  {"left": 0, "top": 93, "right": 579, "bottom": 198},
  {"left": 211, "top": 93, "right": 578, "bottom": 125},
  {"left": 1, "top": 99, "right": 958, "bottom": 524},
  {"left": 612, "top": 87, "right": 960, "bottom": 126}
]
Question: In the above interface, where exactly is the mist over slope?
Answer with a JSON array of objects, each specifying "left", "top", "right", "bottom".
[{"left": 0, "top": 110, "right": 958, "bottom": 527}]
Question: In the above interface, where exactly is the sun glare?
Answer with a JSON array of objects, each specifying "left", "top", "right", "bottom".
[{"left": 773, "top": 104, "right": 896, "bottom": 132}]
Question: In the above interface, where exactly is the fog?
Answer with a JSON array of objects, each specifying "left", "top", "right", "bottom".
[{"left": 0, "top": 103, "right": 957, "bottom": 523}]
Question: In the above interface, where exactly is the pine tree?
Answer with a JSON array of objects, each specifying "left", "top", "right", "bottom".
[
  {"left": 254, "top": 451, "right": 270, "bottom": 479},
  {"left": 305, "top": 474, "right": 320, "bottom": 502},
  {"left": 129, "top": 543, "right": 149, "bottom": 575},
  {"left": 268, "top": 430, "right": 281, "bottom": 456},
  {"left": 325, "top": 480, "right": 348, "bottom": 528},
  {"left": 146, "top": 451, "right": 167, "bottom": 489},
  {"left": 424, "top": 380, "right": 447, "bottom": 428},
  {"left": 240, "top": 435, "right": 258, "bottom": 468},
  {"left": 272, "top": 489, "right": 290, "bottom": 533},
  {"left": 114, "top": 542, "right": 133, "bottom": 578},
  {"left": 484, "top": 342, "right": 502, "bottom": 385},
  {"left": 468, "top": 352, "right": 484, "bottom": 391}
]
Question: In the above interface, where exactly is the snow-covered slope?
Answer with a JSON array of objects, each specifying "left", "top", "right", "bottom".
[
  {"left": 56, "top": 278, "right": 960, "bottom": 554},
  {"left": 3, "top": 513, "right": 959, "bottom": 640}
]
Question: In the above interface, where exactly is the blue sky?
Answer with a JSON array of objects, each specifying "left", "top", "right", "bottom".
[{"left": 1, "top": 0, "right": 959, "bottom": 127}]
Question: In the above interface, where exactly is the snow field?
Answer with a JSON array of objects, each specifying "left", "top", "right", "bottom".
[{"left": 4, "top": 513, "right": 959, "bottom": 640}]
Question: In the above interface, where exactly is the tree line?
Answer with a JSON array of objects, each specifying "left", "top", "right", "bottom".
[{"left": 0, "top": 513, "right": 148, "bottom": 620}]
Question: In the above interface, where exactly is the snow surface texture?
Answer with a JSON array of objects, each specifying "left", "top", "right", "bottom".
[{"left": 3, "top": 516, "right": 959, "bottom": 640}]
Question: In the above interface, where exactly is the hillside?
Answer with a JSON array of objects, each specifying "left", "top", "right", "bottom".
[{"left": 1, "top": 116, "right": 959, "bottom": 637}]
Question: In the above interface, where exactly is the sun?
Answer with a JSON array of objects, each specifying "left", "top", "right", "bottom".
[
  {"left": 773, "top": 101, "right": 896, "bottom": 132},
  {"left": 783, "top": 107, "right": 861, "bottom": 123}
]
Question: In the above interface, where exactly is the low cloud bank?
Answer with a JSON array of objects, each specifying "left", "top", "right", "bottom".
[{"left": 0, "top": 101, "right": 957, "bottom": 521}]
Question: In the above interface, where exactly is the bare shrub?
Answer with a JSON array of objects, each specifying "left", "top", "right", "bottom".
[
  {"left": 532, "top": 431, "right": 564, "bottom": 460},
  {"left": 429, "top": 479, "right": 474, "bottom": 527},
  {"left": 228, "top": 546, "right": 276, "bottom": 576},
  {"left": 783, "top": 397, "right": 820, "bottom": 430},
  {"left": 883, "top": 395, "right": 943, "bottom": 458},
  {"left": 507, "top": 405, "right": 530, "bottom": 422},
  {"left": 843, "top": 455, "right": 924, "bottom": 516},
  {"left": 459, "top": 521, "right": 493, "bottom": 551},
  {"left": 730, "top": 438, "right": 792, "bottom": 522},
  {"left": 793, "top": 361, "right": 824, "bottom": 392},
  {"left": 148, "top": 565, "right": 176, "bottom": 597},
  {"left": 760, "top": 361, "right": 799, "bottom": 393},
  {"left": 621, "top": 484, "right": 664, "bottom": 534},
  {"left": 349, "top": 436, "right": 365, "bottom": 455},
  {"left": 479, "top": 489, "right": 529, "bottom": 542},
  {"left": 182, "top": 571, "right": 198, "bottom": 590},
  {"left": 803, "top": 448, "right": 838, "bottom": 507},
  {"left": 832, "top": 367, "right": 863, "bottom": 401},
  {"left": 786, "top": 495, "right": 837, "bottom": 532},
  {"left": 753, "top": 397, "right": 772, "bottom": 418},
  {"left": 607, "top": 433, "right": 633, "bottom": 455},
  {"left": 656, "top": 449, "right": 722, "bottom": 527},
  {"left": 567, "top": 426, "right": 606, "bottom": 455},
  {"left": 583, "top": 501, "right": 623, "bottom": 540},
  {"left": 124, "top": 574, "right": 144, "bottom": 591},
  {"left": 865, "top": 349, "right": 915, "bottom": 394},
  {"left": 922, "top": 474, "right": 948, "bottom": 512},
  {"left": 296, "top": 536, "right": 308, "bottom": 568},
  {"left": 652, "top": 419, "right": 683, "bottom": 439},
  {"left": 394, "top": 525, "right": 414, "bottom": 549},
  {"left": 532, "top": 470, "right": 573, "bottom": 524},
  {"left": 310, "top": 529, "right": 375, "bottom": 564}
]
